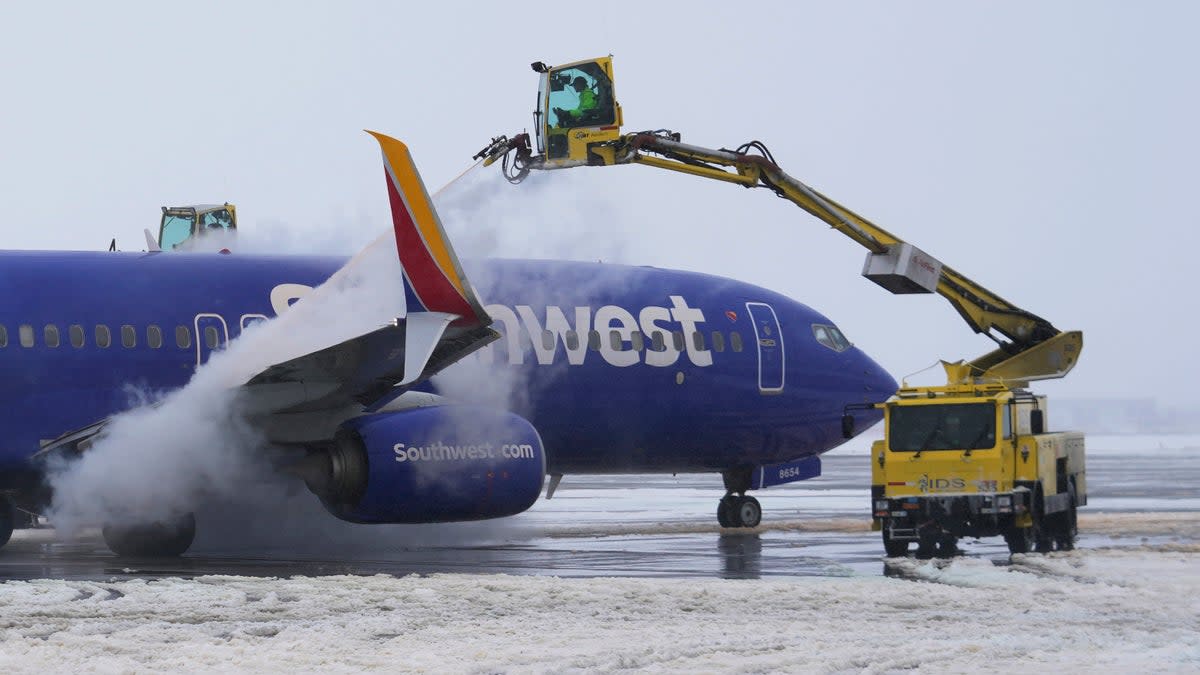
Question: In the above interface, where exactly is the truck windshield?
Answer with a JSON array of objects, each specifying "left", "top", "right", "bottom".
[
  {"left": 160, "top": 212, "right": 195, "bottom": 250},
  {"left": 546, "top": 62, "right": 614, "bottom": 129},
  {"left": 889, "top": 402, "right": 996, "bottom": 452}
]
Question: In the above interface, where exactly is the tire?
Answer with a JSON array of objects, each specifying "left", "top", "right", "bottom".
[
  {"left": 736, "top": 496, "right": 762, "bottom": 528},
  {"left": 717, "top": 496, "right": 736, "bottom": 528},
  {"left": 1055, "top": 483, "right": 1078, "bottom": 551},
  {"left": 1035, "top": 531, "right": 1055, "bottom": 553},
  {"left": 102, "top": 512, "right": 196, "bottom": 558},
  {"left": 1033, "top": 487, "right": 1055, "bottom": 553},
  {"left": 936, "top": 536, "right": 960, "bottom": 558},
  {"left": 0, "top": 497, "right": 13, "bottom": 550},
  {"left": 1005, "top": 524, "right": 1035, "bottom": 554},
  {"left": 881, "top": 528, "right": 909, "bottom": 557},
  {"left": 915, "top": 533, "right": 938, "bottom": 559}
]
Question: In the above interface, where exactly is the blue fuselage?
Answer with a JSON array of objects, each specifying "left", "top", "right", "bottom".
[{"left": 0, "top": 250, "right": 895, "bottom": 484}]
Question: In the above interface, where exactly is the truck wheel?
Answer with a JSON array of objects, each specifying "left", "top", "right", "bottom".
[
  {"left": 882, "top": 529, "right": 909, "bottom": 557},
  {"left": 1033, "top": 487, "right": 1055, "bottom": 552},
  {"left": 915, "top": 532, "right": 938, "bottom": 559},
  {"left": 1004, "top": 525, "right": 1035, "bottom": 554},
  {"left": 1055, "top": 483, "right": 1078, "bottom": 551},
  {"left": 936, "top": 536, "right": 960, "bottom": 558},
  {"left": 1035, "top": 530, "right": 1055, "bottom": 553}
]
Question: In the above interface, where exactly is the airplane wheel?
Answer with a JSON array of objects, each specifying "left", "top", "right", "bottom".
[
  {"left": 717, "top": 496, "right": 737, "bottom": 528},
  {"left": 0, "top": 496, "right": 13, "bottom": 549},
  {"left": 102, "top": 512, "right": 196, "bottom": 558},
  {"left": 736, "top": 496, "right": 762, "bottom": 528}
]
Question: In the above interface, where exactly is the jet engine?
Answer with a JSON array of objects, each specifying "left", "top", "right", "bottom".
[{"left": 302, "top": 406, "right": 545, "bottom": 523}]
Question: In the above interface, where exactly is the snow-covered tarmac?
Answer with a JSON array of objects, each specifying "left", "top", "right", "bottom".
[
  {"left": 0, "top": 548, "right": 1196, "bottom": 672},
  {"left": 0, "top": 434, "right": 1197, "bottom": 672}
]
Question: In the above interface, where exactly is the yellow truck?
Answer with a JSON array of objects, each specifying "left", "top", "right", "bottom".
[
  {"left": 476, "top": 56, "right": 1086, "bottom": 556},
  {"left": 871, "top": 380, "right": 1085, "bottom": 556}
]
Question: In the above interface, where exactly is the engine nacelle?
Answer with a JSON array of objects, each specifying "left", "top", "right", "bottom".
[{"left": 310, "top": 406, "right": 545, "bottom": 524}]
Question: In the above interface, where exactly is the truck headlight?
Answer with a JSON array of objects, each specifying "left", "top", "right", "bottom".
[
  {"left": 997, "top": 495, "right": 1012, "bottom": 507},
  {"left": 874, "top": 500, "right": 889, "bottom": 511}
]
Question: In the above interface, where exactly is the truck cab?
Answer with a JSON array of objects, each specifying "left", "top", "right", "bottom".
[
  {"left": 158, "top": 203, "right": 237, "bottom": 251},
  {"left": 532, "top": 57, "right": 623, "bottom": 166},
  {"left": 871, "top": 384, "right": 1086, "bottom": 556}
]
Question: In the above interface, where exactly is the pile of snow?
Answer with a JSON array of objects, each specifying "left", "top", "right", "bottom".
[{"left": 0, "top": 548, "right": 1196, "bottom": 672}]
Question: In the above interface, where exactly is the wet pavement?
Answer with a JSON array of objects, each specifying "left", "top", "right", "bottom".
[{"left": 2, "top": 436, "right": 1197, "bottom": 581}]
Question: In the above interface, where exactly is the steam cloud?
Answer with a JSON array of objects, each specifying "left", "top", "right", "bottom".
[
  {"left": 48, "top": 226, "right": 408, "bottom": 535},
  {"left": 47, "top": 164, "right": 627, "bottom": 549}
]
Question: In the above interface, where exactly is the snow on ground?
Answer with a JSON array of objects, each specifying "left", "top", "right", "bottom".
[{"left": 0, "top": 548, "right": 1196, "bottom": 673}]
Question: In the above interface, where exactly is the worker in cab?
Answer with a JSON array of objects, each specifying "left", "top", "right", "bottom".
[{"left": 555, "top": 76, "right": 598, "bottom": 126}]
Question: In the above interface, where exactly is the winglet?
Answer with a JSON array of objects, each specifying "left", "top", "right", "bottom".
[{"left": 366, "top": 130, "right": 489, "bottom": 328}]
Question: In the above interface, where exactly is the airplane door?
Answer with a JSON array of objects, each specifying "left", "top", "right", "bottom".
[
  {"left": 194, "top": 313, "right": 229, "bottom": 366},
  {"left": 746, "top": 302, "right": 784, "bottom": 394}
]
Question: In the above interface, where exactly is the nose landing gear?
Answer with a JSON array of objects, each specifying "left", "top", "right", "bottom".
[
  {"left": 717, "top": 494, "right": 762, "bottom": 528},
  {"left": 717, "top": 468, "right": 762, "bottom": 528}
]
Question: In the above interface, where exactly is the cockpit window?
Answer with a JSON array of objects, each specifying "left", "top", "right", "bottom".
[{"left": 812, "top": 323, "right": 851, "bottom": 352}]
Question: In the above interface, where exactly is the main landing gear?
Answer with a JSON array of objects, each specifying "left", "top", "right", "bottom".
[
  {"left": 102, "top": 512, "right": 196, "bottom": 557},
  {"left": 717, "top": 469, "right": 761, "bottom": 528},
  {"left": 0, "top": 496, "right": 14, "bottom": 549}
]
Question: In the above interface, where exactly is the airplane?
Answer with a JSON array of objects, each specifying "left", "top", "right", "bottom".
[{"left": 0, "top": 131, "right": 896, "bottom": 556}]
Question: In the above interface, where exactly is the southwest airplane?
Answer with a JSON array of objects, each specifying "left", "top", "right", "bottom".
[{"left": 0, "top": 132, "right": 896, "bottom": 556}]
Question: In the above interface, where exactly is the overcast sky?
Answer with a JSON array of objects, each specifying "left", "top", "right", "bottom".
[{"left": 1, "top": 2, "right": 1196, "bottom": 408}]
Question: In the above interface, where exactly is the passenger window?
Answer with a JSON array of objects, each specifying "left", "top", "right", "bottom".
[
  {"left": 609, "top": 330, "right": 624, "bottom": 351},
  {"left": 147, "top": 325, "right": 163, "bottom": 349},
  {"left": 651, "top": 331, "right": 666, "bottom": 352},
  {"left": 565, "top": 330, "right": 579, "bottom": 351},
  {"left": 730, "top": 331, "right": 743, "bottom": 352},
  {"left": 19, "top": 324, "right": 34, "bottom": 348},
  {"left": 241, "top": 314, "right": 268, "bottom": 332},
  {"left": 692, "top": 331, "right": 706, "bottom": 351},
  {"left": 69, "top": 324, "right": 85, "bottom": 348},
  {"left": 204, "top": 326, "right": 219, "bottom": 349},
  {"left": 711, "top": 331, "right": 725, "bottom": 353},
  {"left": 672, "top": 331, "right": 685, "bottom": 351},
  {"left": 0, "top": 324, "right": 7, "bottom": 348},
  {"left": 587, "top": 330, "right": 601, "bottom": 351},
  {"left": 121, "top": 325, "right": 137, "bottom": 348},
  {"left": 176, "top": 325, "right": 191, "bottom": 349},
  {"left": 541, "top": 330, "right": 554, "bottom": 351},
  {"left": 630, "top": 331, "right": 644, "bottom": 352},
  {"left": 95, "top": 325, "right": 111, "bottom": 348},
  {"left": 44, "top": 325, "right": 60, "bottom": 348}
]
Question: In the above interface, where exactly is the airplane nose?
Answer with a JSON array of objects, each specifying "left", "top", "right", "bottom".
[{"left": 856, "top": 349, "right": 898, "bottom": 402}]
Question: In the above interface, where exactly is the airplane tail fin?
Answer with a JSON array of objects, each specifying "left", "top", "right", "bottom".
[{"left": 366, "top": 130, "right": 490, "bottom": 328}]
